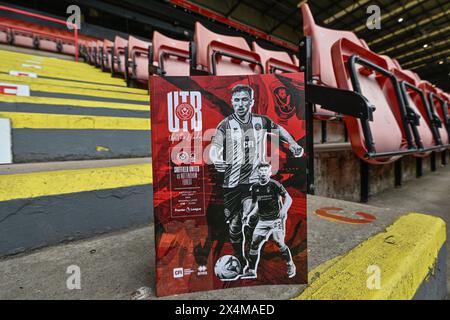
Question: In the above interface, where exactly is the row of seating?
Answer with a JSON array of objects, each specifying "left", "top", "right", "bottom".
[
  {"left": 299, "top": 4, "right": 449, "bottom": 165},
  {"left": 81, "top": 24, "right": 300, "bottom": 87},
  {"left": 0, "top": 16, "right": 95, "bottom": 56},
  {"left": 79, "top": 4, "right": 449, "bottom": 166}
]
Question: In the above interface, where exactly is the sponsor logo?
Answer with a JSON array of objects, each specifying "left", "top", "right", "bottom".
[
  {"left": 168, "top": 91, "right": 202, "bottom": 133},
  {"left": 173, "top": 268, "right": 184, "bottom": 278},
  {"left": 173, "top": 267, "right": 196, "bottom": 278}
]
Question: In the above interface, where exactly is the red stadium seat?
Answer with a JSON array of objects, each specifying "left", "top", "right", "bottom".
[
  {"left": 151, "top": 31, "right": 190, "bottom": 76},
  {"left": 94, "top": 40, "right": 103, "bottom": 67},
  {"left": 193, "top": 22, "right": 263, "bottom": 75},
  {"left": 11, "top": 29, "right": 35, "bottom": 49},
  {"left": 390, "top": 67, "right": 440, "bottom": 155},
  {"left": 301, "top": 3, "right": 370, "bottom": 119},
  {"left": 127, "top": 35, "right": 151, "bottom": 83},
  {"left": 37, "top": 34, "right": 59, "bottom": 52},
  {"left": 112, "top": 36, "right": 128, "bottom": 76},
  {"left": 251, "top": 42, "right": 298, "bottom": 73},
  {"left": 102, "top": 39, "right": 113, "bottom": 71},
  {"left": 420, "top": 81, "right": 450, "bottom": 147},
  {"left": 332, "top": 38, "right": 416, "bottom": 164},
  {"left": 0, "top": 26, "right": 9, "bottom": 44}
]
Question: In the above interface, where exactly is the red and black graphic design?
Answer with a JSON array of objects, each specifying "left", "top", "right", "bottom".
[{"left": 150, "top": 73, "right": 307, "bottom": 297}]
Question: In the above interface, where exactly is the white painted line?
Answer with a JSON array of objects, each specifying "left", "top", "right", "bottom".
[
  {"left": 9, "top": 70, "right": 38, "bottom": 78},
  {"left": 22, "top": 63, "right": 42, "bottom": 69},
  {"left": 0, "top": 118, "right": 13, "bottom": 164}
]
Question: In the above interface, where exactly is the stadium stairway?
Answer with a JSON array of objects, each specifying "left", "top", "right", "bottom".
[
  {"left": 0, "top": 48, "right": 151, "bottom": 162},
  {"left": 0, "top": 47, "right": 152, "bottom": 256}
]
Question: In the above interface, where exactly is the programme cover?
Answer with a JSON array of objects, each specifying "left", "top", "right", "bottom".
[{"left": 150, "top": 73, "right": 307, "bottom": 296}]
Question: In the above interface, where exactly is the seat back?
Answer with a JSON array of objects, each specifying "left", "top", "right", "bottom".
[
  {"left": 391, "top": 67, "right": 437, "bottom": 153},
  {"left": 128, "top": 36, "right": 151, "bottom": 81},
  {"left": 103, "top": 39, "right": 113, "bottom": 70},
  {"left": 113, "top": 36, "right": 128, "bottom": 74},
  {"left": 332, "top": 38, "right": 410, "bottom": 164},
  {"left": 419, "top": 81, "right": 449, "bottom": 145},
  {"left": 300, "top": 3, "right": 365, "bottom": 88},
  {"left": 252, "top": 42, "right": 298, "bottom": 73},
  {"left": 194, "top": 22, "right": 262, "bottom": 75},
  {"left": 152, "top": 31, "right": 190, "bottom": 76}
]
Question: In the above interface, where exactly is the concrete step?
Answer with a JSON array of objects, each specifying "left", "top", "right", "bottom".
[
  {"left": 0, "top": 194, "right": 445, "bottom": 300},
  {"left": 0, "top": 158, "right": 152, "bottom": 256}
]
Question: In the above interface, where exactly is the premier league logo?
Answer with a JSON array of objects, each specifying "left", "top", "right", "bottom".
[{"left": 273, "top": 86, "right": 296, "bottom": 120}]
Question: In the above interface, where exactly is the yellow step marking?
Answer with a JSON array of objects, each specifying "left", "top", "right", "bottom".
[
  {"left": 295, "top": 213, "right": 446, "bottom": 300},
  {"left": 0, "top": 163, "right": 153, "bottom": 202},
  {"left": 0, "top": 111, "right": 151, "bottom": 130},
  {"left": 0, "top": 95, "right": 150, "bottom": 111}
]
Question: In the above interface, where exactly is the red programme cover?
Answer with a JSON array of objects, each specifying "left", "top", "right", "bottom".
[{"left": 150, "top": 73, "right": 307, "bottom": 297}]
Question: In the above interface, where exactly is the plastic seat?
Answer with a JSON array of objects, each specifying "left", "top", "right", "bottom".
[
  {"left": 390, "top": 68, "right": 439, "bottom": 155},
  {"left": 332, "top": 38, "right": 416, "bottom": 164},
  {"left": 193, "top": 22, "right": 263, "bottom": 75},
  {"left": 151, "top": 31, "right": 190, "bottom": 76},
  {"left": 94, "top": 40, "right": 103, "bottom": 67},
  {"left": 112, "top": 36, "right": 128, "bottom": 75},
  {"left": 301, "top": 3, "right": 370, "bottom": 119},
  {"left": 127, "top": 36, "right": 151, "bottom": 82},
  {"left": 38, "top": 34, "right": 59, "bottom": 52},
  {"left": 252, "top": 42, "right": 298, "bottom": 73},
  {"left": 420, "top": 81, "right": 450, "bottom": 146},
  {"left": 11, "top": 29, "right": 35, "bottom": 48},
  {"left": 102, "top": 39, "right": 113, "bottom": 71},
  {"left": 0, "top": 26, "right": 9, "bottom": 44}
]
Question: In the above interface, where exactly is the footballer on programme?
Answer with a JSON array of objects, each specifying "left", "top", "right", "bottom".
[
  {"left": 209, "top": 84, "right": 303, "bottom": 269},
  {"left": 241, "top": 162, "right": 295, "bottom": 279}
]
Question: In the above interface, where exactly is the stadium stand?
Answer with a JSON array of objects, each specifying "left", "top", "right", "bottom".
[{"left": 0, "top": 2, "right": 448, "bottom": 301}]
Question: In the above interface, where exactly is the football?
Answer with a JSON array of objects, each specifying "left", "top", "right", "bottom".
[{"left": 214, "top": 255, "right": 242, "bottom": 280}]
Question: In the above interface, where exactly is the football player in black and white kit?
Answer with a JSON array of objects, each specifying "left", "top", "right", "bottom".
[
  {"left": 209, "top": 84, "right": 303, "bottom": 269},
  {"left": 241, "top": 162, "right": 295, "bottom": 279}
]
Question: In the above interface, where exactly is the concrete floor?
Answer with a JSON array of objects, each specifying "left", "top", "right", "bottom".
[{"left": 368, "top": 163, "right": 450, "bottom": 294}]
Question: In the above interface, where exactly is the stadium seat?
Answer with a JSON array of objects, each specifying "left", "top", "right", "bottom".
[
  {"left": 151, "top": 31, "right": 190, "bottom": 76},
  {"left": 94, "top": 40, "right": 103, "bottom": 67},
  {"left": 390, "top": 67, "right": 440, "bottom": 155},
  {"left": 0, "top": 26, "right": 9, "bottom": 44},
  {"left": 11, "top": 29, "right": 35, "bottom": 49},
  {"left": 332, "top": 38, "right": 418, "bottom": 164},
  {"left": 127, "top": 36, "right": 151, "bottom": 83},
  {"left": 301, "top": 3, "right": 371, "bottom": 119},
  {"left": 419, "top": 81, "right": 450, "bottom": 147},
  {"left": 102, "top": 39, "right": 113, "bottom": 71},
  {"left": 251, "top": 42, "right": 298, "bottom": 73},
  {"left": 192, "top": 22, "right": 263, "bottom": 75},
  {"left": 112, "top": 36, "right": 128, "bottom": 76}
]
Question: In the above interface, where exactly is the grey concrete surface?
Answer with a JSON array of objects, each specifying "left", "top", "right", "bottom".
[
  {"left": 0, "top": 195, "right": 410, "bottom": 300},
  {"left": 0, "top": 157, "right": 151, "bottom": 174},
  {"left": 10, "top": 129, "right": 151, "bottom": 163}
]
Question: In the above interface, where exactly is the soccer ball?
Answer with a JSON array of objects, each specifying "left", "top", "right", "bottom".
[{"left": 214, "top": 255, "right": 241, "bottom": 280}]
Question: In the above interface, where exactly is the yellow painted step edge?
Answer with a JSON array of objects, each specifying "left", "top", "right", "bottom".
[
  {"left": 0, "top": 163, "right": 153, "bottom": 202},
  {"left": 295, "top": 213, "right": 446, "bottom": 300},
  {"left": 0, "top": 111, "right": 151, "bottom": 130}
]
